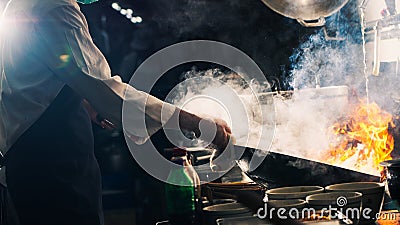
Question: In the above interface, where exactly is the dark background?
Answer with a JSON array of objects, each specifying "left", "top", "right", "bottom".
[
  {"left": 79, "top": 0, "right": 365, "bottom": 224},
  {"left": 81, "top": 0, "right": 335, "bottom": 90},
  {"left": 80, "top": 0, "right": 364, "bottom": 93}
]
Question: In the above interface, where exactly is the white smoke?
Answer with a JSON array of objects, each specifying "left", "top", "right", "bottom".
[
  {"left": 269, "top": 87, "right": 349, "bottom": 161},
  {"left": 166, "top": 0, "right": 399, "bottom": 176},
  {"left": 166, "top": 68, "right": 271, "bottom": 150},
  {"left": 290, "top": 33, "right": 365, "bottom": 90}
]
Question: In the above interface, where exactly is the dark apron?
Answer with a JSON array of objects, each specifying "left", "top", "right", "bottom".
[{"left": 4, "top": 86, "right": 104, "bottom": 225}]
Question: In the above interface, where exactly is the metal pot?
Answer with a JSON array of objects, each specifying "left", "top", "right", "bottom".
[{"left": 260, "top": 0, "right": 350, "bottom": 27}]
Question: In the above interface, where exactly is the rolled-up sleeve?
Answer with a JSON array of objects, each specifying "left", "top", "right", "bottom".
[{"left": 35, "top": 4, "right": 176, "bottom": 144}]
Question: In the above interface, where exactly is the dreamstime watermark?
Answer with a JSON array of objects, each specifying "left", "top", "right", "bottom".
[
  {"left": 122, "top": 40, "right": 275, "bottom": 186},
  {"left": 257, "top": 196, "right": 397, "bottom": 221}
]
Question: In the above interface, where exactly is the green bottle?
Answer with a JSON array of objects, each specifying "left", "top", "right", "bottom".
[{"left": 165, "top": 150, "right": 198, "bottom": 225}]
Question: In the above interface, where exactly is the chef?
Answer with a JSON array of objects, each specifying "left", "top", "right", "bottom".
[{"left": 0, "top": 0, "right": 232, "bottom": 224}]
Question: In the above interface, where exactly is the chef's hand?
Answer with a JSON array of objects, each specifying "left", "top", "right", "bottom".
[
  {"left": 204, "top": 118, "right": 235, "bottom": 172},
  {"left": 211, "top": 118, "right": 234, "bottom": 151},
  {"left": 167, "top": 108, "right": 234, "bottom": 151},
  {"left": 82, "top": 99, "right": 116, "bottom": 130}
]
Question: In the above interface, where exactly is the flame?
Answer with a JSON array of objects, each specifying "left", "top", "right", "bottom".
[
  {"left": 377, "top": 220, "right": 399, "bottom": 225},
  {"left": 376, "top": 211, "right": 400, "bottom": 225},
  {"left": 324, "top": 101, "right": 395, "bottom": 174}
]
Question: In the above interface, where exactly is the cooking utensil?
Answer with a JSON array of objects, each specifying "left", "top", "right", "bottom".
[
  {"left": 306, "top": 192, "right": 362, "bottom": 225},
  {"left": 216, "top": 215, "right": 273, "bottom": 225},
  {"left": 234, "top": 191, "right": 305, "bottom": 225},
  {"left": 203, "top": 203, "right": 253, "bottom": 225},
  {"left": 301, "top": 209, "right": 353, "bottom": 225},
  {"left": 236, "top": 146, "right": 380, "bottom": 189},
  {"left": 267, "top": 199, "right": 307, "bottom": 212},
  {"left": 325, "top": 182, "right": 385, "bottom": 224},
  {"left": 266, "top": 186, "right": 324, "bottom": 200},
  {"left": 205, "top": 182, "right": 264, "bottom": 204},
  {"left": 259, "top": 0, "right": 350, "bottom": 27}
]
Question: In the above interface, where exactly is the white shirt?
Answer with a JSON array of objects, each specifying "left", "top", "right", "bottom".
[{"left": 0, "top": 0, "right": 176, "bottom": 154}]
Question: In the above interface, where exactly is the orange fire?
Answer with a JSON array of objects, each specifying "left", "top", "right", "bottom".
[
  {"left": 325, "top": 101, "right": 395, "bottom": 173},
  {"left": 376, "top": 211, "right": 400, "bottom": 225}
]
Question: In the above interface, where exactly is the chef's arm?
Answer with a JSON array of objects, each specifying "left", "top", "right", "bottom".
[
  {"left": 55, "top": 62, "right": 232, "bottom": 149},
  {"left": 54, "top": 64, "right": 175, "bottom": 144},
  {"left": 57, "top": 64, "right": 232, "bottom": 148},
  {"left": 38, "top": 5, "right": 232, "bottom": 148}
]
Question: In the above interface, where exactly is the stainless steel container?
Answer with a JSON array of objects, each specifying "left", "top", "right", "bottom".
[{"left": 260, "top": 0, "right": 350, "bottom": 27}]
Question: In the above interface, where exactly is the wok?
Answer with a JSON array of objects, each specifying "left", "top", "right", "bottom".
[{"left": 235, "top": 145, "right": 380, "bottom": 189}]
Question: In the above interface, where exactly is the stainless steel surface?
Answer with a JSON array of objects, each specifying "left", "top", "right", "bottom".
[
  {"left": 260, "top": 0, "right": 349, "bottom": 27},
  {"left": 364, "top": 13, "right": 400, "bottom": 42},
  {"left": 373, "top": 21, "right": 381, "bottom": 76},
  {"left": 363, "top": 1, "right": 400, "bottom": 64},
  {"left": 365, "top": 14, "right": 400, "bottom": 31}
]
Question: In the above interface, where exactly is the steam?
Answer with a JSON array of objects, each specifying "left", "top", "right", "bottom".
[
  {"left": 269, "top": 36, "right": 366, "bottom": 173},
  {"left": 166, "top": 68, "right": 271, "bottom": 150},
  {"left": 278, "top": 0, "right": 400, "bottom": 176},
  {"left": 274, "top": 0, "right": 400, "bottom": 175},
  {"left": 166, "top": 29, "right": 373, "bottom": 174},
  {"left": 290, "top": 34, "right": 364, "bottom": 89},
  {"left": 270, "top": 25, "right": 365, "bottom": 165},
  {"left": 269, "top": 88, "right": 348, "bottom": 160},
  {"left": 164, "top": 0, "right": 399, "bottom": 176}
]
